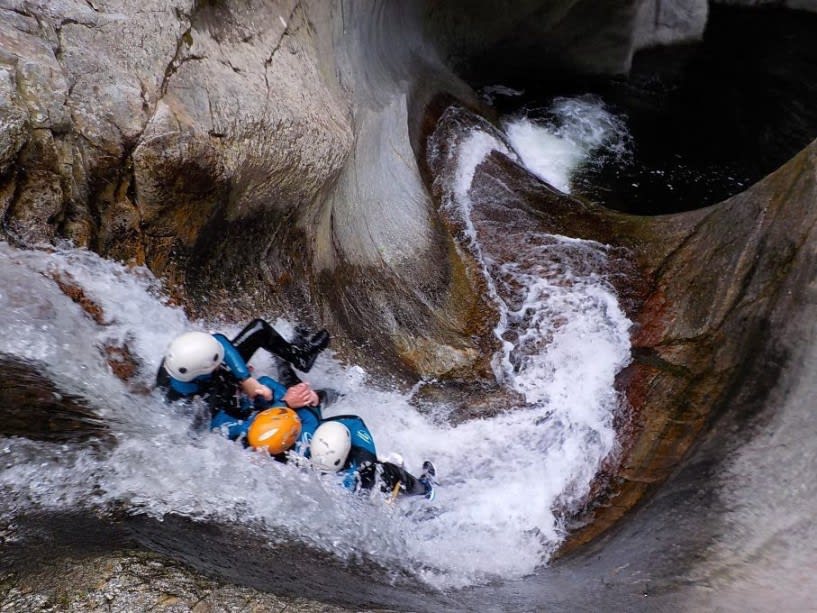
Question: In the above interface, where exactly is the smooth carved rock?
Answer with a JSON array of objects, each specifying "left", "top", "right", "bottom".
[
  {"left": 132, "top": 1, "right": 355, "bottom": 320},
  {"left": 0, "top": 0, "right": 716, "bottom": 381},
  {"left": 559, "top": 137, "right": 817, "bottom": 553},
  {"left": 2, "top": 1, "right": 817, "bottom": 563}
]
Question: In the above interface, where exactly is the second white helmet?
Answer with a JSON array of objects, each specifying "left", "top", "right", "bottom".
[
  {"left": 164, "top": 331, "right": 224, "bottom": 382},
  {"left": 310, "top": 421, "right": 352, "bottom": 471}
]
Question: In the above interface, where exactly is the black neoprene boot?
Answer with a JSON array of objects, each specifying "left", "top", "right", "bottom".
[
  {"left": 287, "top": 329, "right": 330, "bottom": 372},
  {"left": 232, "top": 319, "right": 330, "bottom": 371}
]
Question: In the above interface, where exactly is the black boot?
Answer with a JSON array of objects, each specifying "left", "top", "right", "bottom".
[
  {"left": 232, "top": 319, "right": 330, "bottom": 372},
  {"left": 288, "top": 329, "right": 330, "bottom": 372}
]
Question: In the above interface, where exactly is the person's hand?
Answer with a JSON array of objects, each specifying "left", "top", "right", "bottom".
[
  {"left": 241, "top": 377, "right": 272, "bottom": 401},
  {"left": 283, "top": 382, "right": 319, "bottom": 408}
]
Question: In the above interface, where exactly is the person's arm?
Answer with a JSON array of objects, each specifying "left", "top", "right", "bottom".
[
  {"left": 255, "top": 375, "right": 288, "bottom": 405},
  {"left": 214, "top": 334, "right": 273, "bottom": 400},
  {"left": 240, "top": 376, "right": 272, "bottom": 401},
  {"left": 214, "top": 334, "right": 250, "bottom": 379}
]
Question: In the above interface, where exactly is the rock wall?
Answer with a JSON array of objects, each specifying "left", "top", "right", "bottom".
[
  {"left": 2, "top": 0, "right": 817, "bottom": 550},
  {"left": 0, "top": 0, "right": 719, "bottom": 380},
  {"left": 559, "top": 135, "right": 817, "bottom": 551},
  {"left": 0, "top": 0, "right": 353, "bottom": 317}
]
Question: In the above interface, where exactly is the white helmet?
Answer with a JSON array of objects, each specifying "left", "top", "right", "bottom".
[
  {"left": 164, "top": 332, "right": 224, "bottom": 382},
  {"left": 310, "top": 421, "right": 352, "bottom": 471}
]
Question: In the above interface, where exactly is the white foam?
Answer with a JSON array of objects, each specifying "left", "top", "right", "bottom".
[
  {"left": 504, "top": 95, "right": 632, "bottom": 193},
  {"left": 433, "top": 114, "right": 633, "bottom": 587},
  {"left": 450, "top": 129, "right": 512, "bottom": 244}
]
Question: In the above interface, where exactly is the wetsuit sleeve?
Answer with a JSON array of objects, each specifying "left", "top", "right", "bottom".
[
  {"left": 213, "top": 334, "right": 250, "bottom": 381},
  {"left": 256, "top": 375, "right": 289, "bottom": 405}
]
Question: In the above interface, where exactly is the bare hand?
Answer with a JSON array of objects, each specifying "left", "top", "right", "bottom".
[
  {"left": 241, "top": 377, "right": 272, "bottom": 401},
  {"left": 283, "top": 382, "right": 319, "bottom": 408}
]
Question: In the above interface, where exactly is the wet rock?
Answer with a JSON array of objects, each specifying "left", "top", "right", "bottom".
[
  {"left": 46, "top": 270, "right": 108, "bottom": 325},
  {"left": 3, "top": 129, "right": 64, "bottom": 245},
  {"left": 0, "top": 0, "right": 708, "bottom": 382},
  {"left": 0, "top": 0, "right": 352, "bottom": 317},
  {"left": 43, "top": 269, "right": 146, "bottom": 385},
  {"left": 0, "top": 64, "right": 28, "bottom": 177},
  {"left": 0, "top": 550, "right": 360, "bottom": 612},
  {"left": 0, "top": 354, "right": 110, "bottom": 445},
  {"left": 0, "top": 0, "right": 762, "bottom": 382},
  {"left": 559, "top": 137, "right": 817, "bottom": 553},
  {"left": 428, "top": 0, "right": 708, "bottom": 84},
  {"left": 3, "top": 0, "right": 817, "bottom": 566},
  {"left": 135, "top": 0, "right": 353, "bottom": 317},
  {"left": 411, "top": 380, "right": 526, "bottom": 424},
  {"left": 421, "top": 97, "right": 817, "bottom": 555}
]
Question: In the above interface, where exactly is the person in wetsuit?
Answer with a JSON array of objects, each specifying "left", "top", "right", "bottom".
[
  {"left": 157, "top": 320, "right": 435, "bottom": 500},
  {"left": 155, "top": 318, "right": 330, "bottom": 419},
  {"left": 245, "top": 357, "right": 437, "bottom": 501},
  {"left": 309, "top": 417, "right": 437, "bottom": 501}
]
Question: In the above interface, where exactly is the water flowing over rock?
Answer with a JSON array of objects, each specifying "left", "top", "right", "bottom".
[
  {"left": 3, "top": 0, "right": 817, "bottom": 610},
  {"left": 0, "top": 354, "right": 110, "bottom": 444},
  {"left": 560, "top": 136, "right": 817, "bottom": 552}
]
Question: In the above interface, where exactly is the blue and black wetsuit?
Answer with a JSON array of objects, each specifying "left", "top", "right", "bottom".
[
  {"left": 317, "top": 415, "right": 428, "bottom": 498},
  {"left": 155, "top": 318, "right": 327, "bottom": 417},
  {"left": 209, "top": 352, "right": 333, "bottom": 453}
]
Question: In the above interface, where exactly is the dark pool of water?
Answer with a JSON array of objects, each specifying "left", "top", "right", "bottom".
[{"left": 481, "top": 5, "right": 817, "bottom": 215}]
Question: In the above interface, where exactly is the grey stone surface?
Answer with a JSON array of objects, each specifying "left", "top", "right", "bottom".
[
  {"left": 3, "top": 0, "right": 806, "bottom": 378},
  {"left": 633, "top": 0, "right": 708, "bottom": 50},
  {"left": 0, "top": 550, "right": 363, "bottom": 612}
]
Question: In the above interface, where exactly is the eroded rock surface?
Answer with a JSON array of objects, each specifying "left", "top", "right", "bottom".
[
  {"left": 3, "top": 0, "right": 817, "bottom": 590},
  {"left": 561, "top": 137, "right": 817, "bottom": 551},
  {"left": 0, "top": 0, "right": 718, "bottom": 380},
  {"left": 0, "top": 550, "right": 360, "bottom": 612},
  {"left": 0, "top": 0, "right": 353, "bottom": 320}
]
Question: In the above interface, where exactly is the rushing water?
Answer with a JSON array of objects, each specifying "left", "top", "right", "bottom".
[
  {"left": 503, "top": 95, "right": 633, "bottom": 196},
  {"left": 0, "top": 97, "right": 632, "bottom": 591}
]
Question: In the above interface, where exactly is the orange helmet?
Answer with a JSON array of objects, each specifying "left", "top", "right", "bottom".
[{"left": 247, "top": 407, "right": 302, "bottom": 454}]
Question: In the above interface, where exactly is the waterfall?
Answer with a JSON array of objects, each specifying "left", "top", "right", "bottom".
[{"left": 0, "top": 95, "right": 632, "bottom": 590}]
